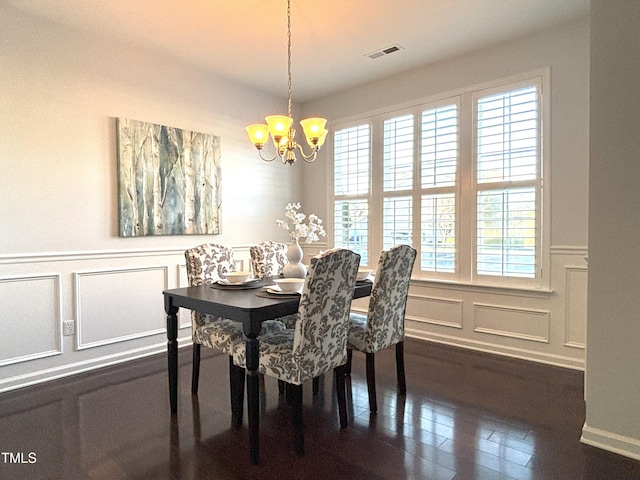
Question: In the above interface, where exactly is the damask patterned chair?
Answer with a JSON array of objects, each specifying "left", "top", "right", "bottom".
[
  {"left": 346, "top": 244, "right": 417, "bottom": 413},
  {"left": 185, "top": 244, "right": 285, "bottom": 419},
  {"left": 250, "top": 241, "right": 297, "bottom": 331},
  {"left": 233, "top": 248, "right": 360, "bottom": 454},
  {"left": 250, "top": 240, "right": 288, "bottom": 278}
]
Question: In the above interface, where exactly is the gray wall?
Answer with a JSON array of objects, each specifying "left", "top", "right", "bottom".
[{"left": 582, "top": 0, "right": 640, "bottom": 460}]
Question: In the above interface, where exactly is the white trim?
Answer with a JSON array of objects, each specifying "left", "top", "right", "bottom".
[
  {"left": 472, "top": 303, "right": 550, "bottom": 343},
  {"left": 0, "top": 244, "right": 257, "bottom": 264},
  {"left": 581, "top": 424, "right": 640, "bottom": 461},
  {"left": 0, "top": 273, "right": 63, "bottom": 366},
  {"left": 406, "top": 329, "right": 584, "bottom": 370},
  {"left": 0, "top": 340, "right": 193, "bottom": 394},
  {"left": 74, "top": 265, "right": 169, "bottom": 350}
]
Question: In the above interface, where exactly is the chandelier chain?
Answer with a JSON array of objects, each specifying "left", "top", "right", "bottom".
[{"left": 287, "top": 0, "right": 292, "bottom": 118}]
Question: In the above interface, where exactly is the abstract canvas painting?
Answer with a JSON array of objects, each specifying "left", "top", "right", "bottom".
[{"left": 117, "top": 118, "right": 221, "bottom": 236}]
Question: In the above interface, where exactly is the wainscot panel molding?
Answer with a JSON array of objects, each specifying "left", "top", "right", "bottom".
[
  {"left": 0, "top": 247, "right": 189, "bottom": 264},
  {"left": 0, "top": 274, "right": 62, "bottom": 366},
  {"left": 402, "top": 247, "right": 587, "bottom": 370},
  {"left": 0, "top": 245, "right": 587, "bottom": 392},
  {"left": 74, "top": 266, "right": 169, "bottom": 350},
  {"left": 0, "top": 245, "right": 269, "bottom": 393},
  {"left": 565, "top": 266, "right": 588, "bottom": 349},
  {"left": 405, "top": 294, "right": 463, "bottom": 329},
  {"left": 473, "top": 303, "right": 550, "bottom": 343}
]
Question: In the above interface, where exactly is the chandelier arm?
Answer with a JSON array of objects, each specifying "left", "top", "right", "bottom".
[
  {"left": 293, "top": 143, "right": 319, "bottom": 162},
  {"left": 256, "top": 147, "right": 280, "bottom": 162}
]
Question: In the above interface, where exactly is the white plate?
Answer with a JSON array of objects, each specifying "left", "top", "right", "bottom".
[
  {"left": 266, "top": 287, "right": 301, "bottom": 295},
  {"left": 218, "top": 278, "right": 259, "bottom": 286}
]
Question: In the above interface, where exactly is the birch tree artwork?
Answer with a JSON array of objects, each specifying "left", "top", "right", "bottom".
[{"left": 117, "top": 118, "right": 222, "bottom": 236}]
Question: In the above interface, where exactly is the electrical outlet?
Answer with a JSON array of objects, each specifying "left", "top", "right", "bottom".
[{"left": 63, "top": 320, "right": 75, "bottom": 336}]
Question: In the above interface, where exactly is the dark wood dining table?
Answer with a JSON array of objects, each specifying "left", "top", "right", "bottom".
[{"left": 162, "top": 279, "right": 372, "bottom": 465}]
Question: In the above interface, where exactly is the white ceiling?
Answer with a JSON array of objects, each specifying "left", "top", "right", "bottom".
[{"left": 9, "top": 0, "right": 590, "bottom": 103}]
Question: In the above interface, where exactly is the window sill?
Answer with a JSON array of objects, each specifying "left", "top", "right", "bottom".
[{"left": 410, "top": 277, "right": 553, "bottom": 298}]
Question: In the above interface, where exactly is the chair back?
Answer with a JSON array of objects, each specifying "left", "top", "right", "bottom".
[
  {"left": 184, "top": 244, "right": 235, "bottom": 333},
  {"left": 185, "top": 243, "right": 235, "bottom": 286},
  {"left": 364, "top": 244, "right": 417, "bottom": 352},
  {"left": 290, "top": 248, "right": 360, "bottom": 384},
  {"left": 249, "top": 241, "right": 288, "bottom": 278}
]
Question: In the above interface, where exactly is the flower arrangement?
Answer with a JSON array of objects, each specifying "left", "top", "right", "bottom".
[{"left": 276, "top": 203, "right": 326, "bottom": 243}]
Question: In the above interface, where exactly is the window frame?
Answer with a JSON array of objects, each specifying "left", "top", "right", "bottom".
[{"left": 328, "top": 69, "right": 550, "bottom": 289}]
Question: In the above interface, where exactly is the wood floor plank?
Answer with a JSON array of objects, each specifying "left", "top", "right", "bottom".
[{"left": 1, "top": 338, "right": 639, "bottom": 479}]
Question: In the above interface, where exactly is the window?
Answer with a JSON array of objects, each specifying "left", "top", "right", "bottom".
[
  {"left": 331, "top": 72, "right": 547, "bottom": 287},
  {"left": 333, "top": 124, "right": 370, "bottom": 264}
]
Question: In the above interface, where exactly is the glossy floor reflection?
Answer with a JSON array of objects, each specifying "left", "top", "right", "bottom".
[{"left": 1, "top": 339, "right": 639, "bottom": 479}]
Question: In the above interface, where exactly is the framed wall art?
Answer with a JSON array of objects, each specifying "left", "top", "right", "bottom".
[{"left": 117, "top": 118, "right": 221, "bottom": 236}]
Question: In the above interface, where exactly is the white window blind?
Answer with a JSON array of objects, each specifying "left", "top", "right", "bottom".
[
  {"left": 476, "top": 188, "right": 536, "bottom": 277},
  {"left": 477, "top": 86, "right": 538, "bottom": 183},
  {"left": 421, "top": 104, "right": 458, "bottom": 188},
  {"left": 476, "top": 85, "right": 539, "bottom": 279},
  {"left": 333, "top": 124, "right": 371, "bottom": 264},
  {"left": 331, "top": 73, "right": 545, "bottom": 286},
  {"left": 383, "top": 196, "right": 412, "bottom": 250},
  {"left": 421, "top": 193, "right": 456, "bottom": 272},
  {"left": 334, "top": 125, "right": 370, "bottom": 196},
  {"left": 420, "top": 103, "right": 458, "bottom": 273},
  {"left": 383, "top": 115, "right": 414, "bottom": 191}
]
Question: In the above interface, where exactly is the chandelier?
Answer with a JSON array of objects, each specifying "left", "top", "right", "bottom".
[{"left": 245, "top": 0, "right": 328, "bottom": 165}]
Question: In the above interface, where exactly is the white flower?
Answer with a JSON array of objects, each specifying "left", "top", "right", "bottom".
[{"left": 276, "top": 203, "right": 327, "bottom": 243}]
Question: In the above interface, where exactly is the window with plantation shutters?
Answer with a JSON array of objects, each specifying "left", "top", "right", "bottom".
[
  {"left": 420, "top": 103, "right": 458, "bottom": 273},
  {"left": 333, "top": 124, "right": 370, "bottom": 264},
  {"left": 475, "top": 84, "right": 540, "bottom": 279},
  {"left": 331, "top": 72, "right": 546, "bottom": 287},
  {"left": 383, "top": 115, "right": 414, "bottom": 249}
]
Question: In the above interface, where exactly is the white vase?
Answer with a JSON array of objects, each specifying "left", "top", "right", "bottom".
[{"left": 283, "top": 239, "right": 307, "bottom": 278}]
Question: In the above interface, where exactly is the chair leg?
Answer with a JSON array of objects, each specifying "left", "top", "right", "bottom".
[
  {"left": 278, "top": 379, "right": 285, "bottom": 395},
  {"left": 334, "top": 365, "right": 348, "bottom": 428},
  {"left": 290, "top": 384, "right": 304, "bottom": 455},
  {"left": 312, "top": 376, "right": 320, "bottom": 396},
  {"left": 191, "top": 343, "right": 201, "bottom": 395},
  {"left": 365, "top": 352, "right": 377, "bottom": 413},
  {"left": 229, "top": 360, "right": 245, "bottom": 426},
  {"left": 346, "top": 349, "right": 353, "bottom": 375},
  {"left": 396, "top": 341, "right": 406, "bottom": 395}
]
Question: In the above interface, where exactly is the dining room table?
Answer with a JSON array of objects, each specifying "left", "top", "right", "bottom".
[{"left": 162, "top": 277, "right": 372, "bottom": 465}]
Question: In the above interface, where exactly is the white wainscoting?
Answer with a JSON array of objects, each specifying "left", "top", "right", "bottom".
[
  {"left": 0, "top": 273, "right": 62, "bottom": 366},
  {"left": 0, "top": 247, "right": 231, "bottom": 393},
  {"left": 401, "top": 247, "right": 588, "bottom": 370},
  {"left": 565, "top": 266, "right": 588, "bottom": 349},
  {"left": 473, "top": 303, "right": 550, "bottom": 343},
  {"left": 74, "top": 266, "right": 169, "bottom": 350},
  {"left": 406, "top": 294, "right": 463, "bottom": 329},
  {"left": 0, "top": 245, "right": 587, "bottom": 392}
]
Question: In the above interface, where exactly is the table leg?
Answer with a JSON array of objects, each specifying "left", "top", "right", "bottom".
[
  {"left": 165, "top": 301, "right": 179, "bottom": 415},
  {"left": 245, "top": 336, "right": 260, "bottom": 464}
]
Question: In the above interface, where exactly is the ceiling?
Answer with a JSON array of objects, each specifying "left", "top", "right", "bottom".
[{"left": 9, "top": 0, "right": 590, "bottom": 103}]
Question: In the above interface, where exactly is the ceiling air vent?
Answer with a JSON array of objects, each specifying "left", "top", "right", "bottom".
[{"left": 366, "top": 43, "right": 404, "bottom": 60}]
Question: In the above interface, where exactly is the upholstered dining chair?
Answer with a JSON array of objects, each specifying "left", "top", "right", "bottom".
[
  {"left": 184, "top": 244, "right": 285, "bottom": 419},
  {"left": 346, "top": 244, "right": 417, "bottom": 413},
  {"left": 250, "top": 240, "right": 288, "bottom": 278},
  {"left": 233, "top": 248, "right": 360, "bottom": 454},
  {"left": 250, "top": 241, "right": 297, "bottom": 330}
]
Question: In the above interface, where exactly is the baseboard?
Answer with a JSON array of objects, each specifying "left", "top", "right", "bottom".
[
  {"left": 0, "top": 338, "right": 193, "bottom": 394},
  {"left": 581, "top": 423, "right": 640, "bottom": 461},
  {"left": 405, "top": 328, "right": 584, "bottom": 370}
]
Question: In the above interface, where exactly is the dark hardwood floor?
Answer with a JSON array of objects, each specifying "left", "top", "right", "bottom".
[{"left": 1, "top": 338, "right": 639, "bottom": 480}]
